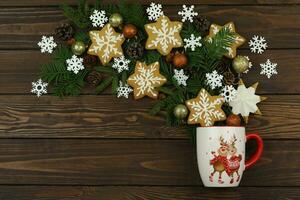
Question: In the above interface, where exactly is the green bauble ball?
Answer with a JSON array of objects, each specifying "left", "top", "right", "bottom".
[
  {"left": 232, "top": 55, "right": 249, "bottom": 73},
  {"left": 174, "top": 104, "right": 189, "bottom": 119},
  {"left": 109, "top": 13, "right": 123, "bottom": 27},
  {"left": 71, "top": 41, "right": 86, "bottom": 55}
]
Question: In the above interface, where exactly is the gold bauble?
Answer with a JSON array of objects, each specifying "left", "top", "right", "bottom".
[
  {"left": 174, "top": 104, "right": 189, "bottom": 119},
  {"left": 109, "top": 13, "right": 123, "bottom": 27},
  {"left": 232, "top": 55, "right": 249, "bottom": 73},
  {"left": 71, "top": 41, "right": 86, "bottom": 55}
]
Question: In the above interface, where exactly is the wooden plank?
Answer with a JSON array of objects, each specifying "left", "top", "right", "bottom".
[
  {"left": 1, "top": 0, "right": 300, "bottom": 6},
  {"left": 0, "top": 139, "right": 297, "bottom": 186},
  {"left": 0, "top": 95, "right": 299, "bottom": 139},
  {"left": 0, "top": 6, "right": 299, "bottom": 49},
  {"left": 0, "top": 49, "right": 299, "bottom": 94},
  {"left": 0, "top": 186, "right": 299, "bottom": 200}
]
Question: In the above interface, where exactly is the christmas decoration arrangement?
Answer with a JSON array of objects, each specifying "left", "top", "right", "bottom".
[{"left": 32, "top": 0, "right": 279, "bottom": 137}]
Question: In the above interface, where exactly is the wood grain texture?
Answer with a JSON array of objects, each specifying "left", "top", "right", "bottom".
[
  {"left": 0, "top": 6, "right": 299, "bottom": 49},
  {"left": 0, "top": 50, "right": 299, "bottom": 94},
  {"left": 1, "top": 0, "right": 300, "bottom": 6},
  {"left": 0, "top": 95, "right": 299, "bottom": 139},
  {"left": 0, "top": 139, "right": 298, "bottom": 186},
  {"left": 0, "top": 186, "right": 299, "bottom": 200}
]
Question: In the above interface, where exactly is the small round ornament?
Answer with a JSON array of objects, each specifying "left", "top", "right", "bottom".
[
  {"left": 174, "top": 104, "right": 189, "bottom": 119},
  {"left": 226, "top": 114, "right": 241, "bottom": 126},
  {"left": 232, "top": 55, "right": 249, "bottom": 73},
  {"left": 71, "top": 41, "right": 86, "bottom": 55},
  {"left": 165, "top": 52, "right": 174, "bottom": 63},
  {"left": 66, "top": 38, "right": 76, "bottom": 46},
  {"left": 123, "top": 24, "right": 137, "bottom": 38},
  {"left": 173, "top": 52, "right": 188, "bottom": 68},
  {"left": 109, "top": 13, "right": 123, "bottom": 27}
]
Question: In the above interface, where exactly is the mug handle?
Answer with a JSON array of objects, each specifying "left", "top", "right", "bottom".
[{"left": 245, "top": 133, "right": 264, "bottom": 170}]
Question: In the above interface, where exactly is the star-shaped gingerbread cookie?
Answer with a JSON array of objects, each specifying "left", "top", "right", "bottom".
[
  {"left": 229, "top": 79, "right": 267, "bottom": 123},
  {"left": 88, "top": 24, "right": 125, "bottom": 65},
  {"left": 127, "top": 61, "right": 167, "bottom": 100},
  {"left": 145, "top": 15, "right": 183, "bottom": 56},
  {"left": 207, "top": 22, "right": 245, "bottom": 59},
  {"left": 185, "top": 88, "right": 226, "bottom": 127}
]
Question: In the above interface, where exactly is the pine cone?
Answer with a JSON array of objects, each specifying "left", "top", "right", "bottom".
[
  {"left": 55, "top": 23, "right": 74, "bottom": 41},
  {"left": 223, "top": 71, "right": 239, "bottom": 86},
  {"left": 217, "top": 58, "right": 239, "bottom": 85},
  {"left": 194, "top": 16, "right": 211, "bottom": 36},
  {"left": 86, "top": 71, "right": 102, "bottom": 86},
  {"left": 217, "top": 57, "right": 232, "bottom": 74},
  {"left": 126, "top": 42, "right": 144, "bottom": 59},
  {"left": 83, "top": 55, "right": 98, "bottom": 69}
]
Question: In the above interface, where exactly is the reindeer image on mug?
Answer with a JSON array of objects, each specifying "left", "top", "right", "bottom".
[
  {"left": 209, "top": 135, "right": 242, "bottom": 184},
  {"left": 196, "top": 126, "right": 263, "bottom": 187}
]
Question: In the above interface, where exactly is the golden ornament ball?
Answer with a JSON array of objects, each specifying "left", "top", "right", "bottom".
[
  {"left": 109, "top": 13, "right": 123, "bottom": 27},
  {"left": 226, "top": 114, "right": 241, "bottom": 126},
  {"left": 123, "top": 24, "right": 137, "bottom": 38},
  {"left": 71, "top": 41, "right": 86, "bottom": 55},
  {"left": 232, "top": 55, "right": 249, "bottom": 73},
  {"left": 174, "top": 104, "right": 189, "bottom": 119},
  {"left": 173, "top": 53, "right": 188, "bottom": 68}
]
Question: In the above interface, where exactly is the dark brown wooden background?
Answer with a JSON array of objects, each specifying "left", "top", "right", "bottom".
[{"left": 0, "top": 0, "right": 300, "bottom": 199}]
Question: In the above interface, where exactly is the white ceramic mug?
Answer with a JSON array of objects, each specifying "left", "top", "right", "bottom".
[{"left": 196, "top": 126, "right": 263, "bottom": 187}]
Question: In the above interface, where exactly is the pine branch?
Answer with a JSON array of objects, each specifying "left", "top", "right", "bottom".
[
  {"left": 60, "top": 0, "right": 91, "bottom": 29},
  {"left": 111, "top": 75, "right": 118, "bottom": 94},
  {"left": 95, "top": 66, "right": 117, "bottom": 75},
  {"left": 118, "top": 0, "right": 147, "bottom": 29},
  {"left": 52, "top": 70, "right": 88, "bottom": 97},
  {"left": 40, "top": 61, "right": 70, "bottom": 84},
  {"left": 95, "top": 76, "right": 113, "bottom": 94},
  {"left": 74, "top": 31, "right": 90, "bottom": 44}
]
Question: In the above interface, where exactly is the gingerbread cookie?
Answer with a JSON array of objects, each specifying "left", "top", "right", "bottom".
[
  {"left": 127, "top": 61, "right": 167, "bottom": 99},
  {"left": 207, "top": 22, "right": 245, "bottom": 59},
  {"left": 88, "top": 24, "right": 125, "bottom": 65},
  {"left": 186, "top": 88, "right": 226, "bottom": 126},
  {"left": 145, "top": 15, "right": 183, "bottom": 56}
]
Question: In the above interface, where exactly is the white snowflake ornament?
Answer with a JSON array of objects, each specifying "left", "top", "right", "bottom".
[
  {"left": 260, "top": 59, "right": 278, "bottom": 79},
  {"left": 66, "top": 55, "right": 84, "bottom": 74},
  {"left": 205, "top": 70, "right": 223, "bottom": 89},
  {"left": 220, "top": 85, "right": 237, "bottom": 103},
  {"left": 184, "top": 34, "right": 202, "bottom": 51},
  {"left": 90, "top": 10, "right": 108, "bottom": 28},
  {"left": 112, "top": 56, "right": 130, "bottom": 73},
  {"left": 37, "top": 36, "right": 57, "bottom": 54},
  {"left": 249, "top": 35, "right": 267, "bottom": 54},
  {"left": 243, "top": 56, "right": 253, "bottom": 74},
  {"left": 146, "top": 2, "right": 164, "bottom": 21},
  {"left": 117, "top": 81, "right": 133, "bottom": 98},
  {"left": 31, "top": 79, "right": 48, "bottom": 97},
  {"left": 173, "top": 69, "right": 189, "bottom": 86},
  {"left": 178, "top": 5, "right": 198, "bottom": 23}
]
